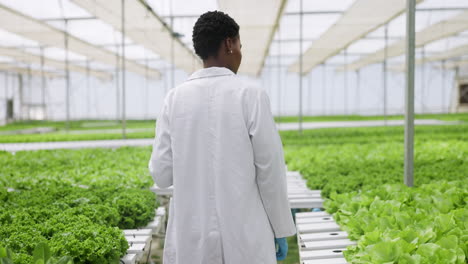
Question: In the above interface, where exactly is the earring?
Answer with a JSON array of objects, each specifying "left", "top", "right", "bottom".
[{"left": 229, "top": 50, "right": 233, "bottom": 54}]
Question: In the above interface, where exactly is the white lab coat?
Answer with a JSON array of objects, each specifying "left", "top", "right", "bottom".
[{"left": 148, "top": 67, "right": 296, "bottom": 264}]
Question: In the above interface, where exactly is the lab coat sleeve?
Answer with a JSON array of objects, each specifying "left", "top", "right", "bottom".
[
  {"left": 148, "top": 95, "right": 173, "bottom": 188},
  {"left": 248, "top": 88, "right": 296, "bottom": 238}
]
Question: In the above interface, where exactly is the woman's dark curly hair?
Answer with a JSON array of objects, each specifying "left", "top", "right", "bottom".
[{"left": 192, "top": 11, "right": 239, "bottom": 60}]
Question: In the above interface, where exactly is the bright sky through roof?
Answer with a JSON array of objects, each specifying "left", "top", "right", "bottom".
[{"left": 0, "top": 0, "right": 467, "bottom": 75}]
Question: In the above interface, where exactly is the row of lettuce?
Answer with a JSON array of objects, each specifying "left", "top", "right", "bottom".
[
  {"left": 283, "top": 125, "right": 467, "bottom": 264},
  {"left": 0, "top": 113, "right": 466, "bottom": 144},
  {"left": 0, "top": 147, "right": 157, "bottom": 264}
]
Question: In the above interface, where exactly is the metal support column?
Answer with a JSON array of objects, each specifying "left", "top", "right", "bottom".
[
  {"left": 3, "top": 72, "right": 7, "bottom": 122},
  {"left": 27, "top": 67, "right": 32, "bottom": 120},
  {"left": 3, "top": 72, "right": 7, "bottom": 100},
  {"left": 450, "top": 66, "right": 459, "bottom": 113},
  {"left": 322, "top": 63, "right": 326, "bottom": 115},
  {"left": 383, "top": 24, "right": 388, "bottom": 124},
  {"left": 277, "top": 25, "right": 282, "bottom": 123},
  {"left": 441, "top": 60, "right": 446, "bottom": 113},
  {"left": 4, "top": 72, "right": 8, "bottom": 99},
  {"left": 121, "top": 0, "right": 127, "bottom": 138},
  {"left": 115, "top": 53, "right": 120, "bottom": 121},
  {"left": 404, "top": 0, "right": 416, "bottom": 187},
  {"left": 307, "top": 72, "right": 312, "bottom": 115},
  {"left": 356, "top": 70, "right": 360, "bottom": 115},
  {"left": 18, "top": 74, "right": 23, "bottom": 121},
  {"left": 421, "top": 46, "right": 425, "bottom": 113},
  {"left": 344, "top": 48, "right": 348, "bottom": 115},
  {"left": 64, "top": 19, "right": 70, "bottom": 131},
  {"left": 298, "top": 0, "right": 303, "bottom": 134},
  {"left": 40, "top": 47, "right": 47, "bottom": 120},
  {"left": 144, "top": 58, "right": 149, "bottom": 120},
  {"left": 86, "top": 60, "right": 90, "bottom": 120}
]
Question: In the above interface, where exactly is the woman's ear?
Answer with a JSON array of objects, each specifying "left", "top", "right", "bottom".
[{"left": 225, "top": 38, "right": 233, "bottom": 53}]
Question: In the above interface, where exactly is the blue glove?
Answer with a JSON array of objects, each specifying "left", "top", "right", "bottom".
[
  {"left": 275, "top": 237, "right": 288, "bottom": 261},
  {"left": 291, "top": 208, "right": 299, "bottom": 222}
]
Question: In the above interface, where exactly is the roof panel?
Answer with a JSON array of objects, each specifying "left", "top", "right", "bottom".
[
  {"left": 346, "top": 39, "right": 388, "bottom": 54},
  {"left": 418, "top": 0, "right": 468, "bottom": 9},
  {"left": 71, "top": 0, "right": 201, "bottom": 73},
  {"left": 34, "top": 47, "right": 87, "bottom": 61},
  {"left": 117, "top": 45, "right": 161, "bottom": 60},
  {"left": 0, "top": 55, "right": 14, "bottom": 62},
  {"left": 288, "top": 0, "right": 418, "bottom": 74},
  {"left": 269, "top": 41, "right": 305, "bottom": 57},
  {"left": 218, "top": 0, "right": 287, "bottom": 76},
  {"left": 366, "top": 13, "right": 406, "bottom": 38},
  {"left": 279, "top": 14, "right": 342, "bottom": 40},
  {"left": 0, "top": 28, "right": 38, "bottom": 47},
  {"left": 172, "top": 17, "right": 198, "bottom": 51},
  {"left": 346, "top": 9, "right": 468, "bottom": 71},
  {"left": 423, "top": 36, "right": 468, "bottom": 53},
  {"left": 0, "top": 2, "right": 160, "bottom": 78},
  {"left": 0, "top": 0, "right": 90, "bottom": 20},
  {"left": 326, "top": 54, "right": 361, "bottom": 65},
  {"left": 74, "top": 60, "right": 113, "bottom": 70},
  {"left": 0, "top": 62, "right": 62, "bottom": 78},
  {"left": 60, "top": 19, "right": 133, "bottom": 46},
  {"left": 0, "top": 46, "right": 112, "bottom": 80},
  {"left": 285, "top": 0, "right": 355, "bottom": 13},
  {"left": 146, "top": 0, "right": 216, "bottom": 17},
  {"left": 445, "top": 59, "right": 468, "bottom": 69},
  {"left": 390, "top": 39, "right": 468, "bottom": 71}
]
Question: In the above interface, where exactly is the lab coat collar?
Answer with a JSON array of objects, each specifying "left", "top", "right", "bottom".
[{"left": 187, "top": 67, "right": 235, "bottom": 81}]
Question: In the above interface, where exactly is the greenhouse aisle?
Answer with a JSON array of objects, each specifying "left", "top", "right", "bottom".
[
  {"left": 150, "top": 169, "right": 354, "bottom": 263},
  {"left": 0, "top": 138, "right": 154, "bottom": 152},
  {"left": 0, "top": 119, "right": 461, "bottom": 152}
]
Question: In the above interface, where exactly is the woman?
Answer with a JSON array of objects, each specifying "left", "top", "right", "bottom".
[{"left": 149, "top": 11, "right": 296, "bottom": 264}]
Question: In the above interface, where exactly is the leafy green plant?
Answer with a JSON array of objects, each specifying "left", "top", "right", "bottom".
[
  {"left": 274, "top": 113, "right": 468, "bottom": 123},
  {"left": 0, "top": 147, "right": 155, "bottom": 189},
  {"left": 282, "top": 125, "right": 467, "bottom": 263},
  {"left": 0, "top": 146, "right": 158, "bottom": 263},
  {"left": 109, "top": 189, "right": 157, "bottom": 229},
  {"left": 0, "top": 131, "right": 155, "bottom": 143},
  {"left": 283, "top": 125, "right": 468, "bottom": 197},
  {"left": 32, "top": 243, "right": 73, "bottom": 264},
  {"left": 325, "top": 181, "right": 467, "bottom": 263},
  {"left": 1, "top": 113, "right": 465, "bottom": 143},
  {"left": 46, "top": 218, "right": 128, "bottom": 264},
  {"left": 0, "top": 246, "right": 13, "bottom": 264},
  {"left": 0, "top": 119, "right": 155, "bottom": 133}
]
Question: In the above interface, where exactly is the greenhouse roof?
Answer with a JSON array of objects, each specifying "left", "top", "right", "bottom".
[
  {"left": 0, "top": 46, "right": 112, "bottom": 80},
  {"left": 0, "top": 62, "right": 62, "bottom": 78},
  {"left": 0, "top": 0, "right": 467, "bottom": 78},
  {"left": 445, "top": 59, "right": 468, "bottom": 70},
  {"left": 388, "top": 40, "right": 468, "bottom": 72},
  {"left": 424, "top": 43, "right": 468, "bottom": 63},
  {"left": 0, "top": 1, "right": 160, "bottom": 78},
  {"left": 287, "top": 0, "right": 415, "bottom": 75},
  {"left": 71, "top": 0, "right": 201, "bottom": 74},
  {"left": 345, "top": 9, "right": 468, "bottom": 71},
  {"left": 218, "top": 0, "right": 287, "bottom": 76}
]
